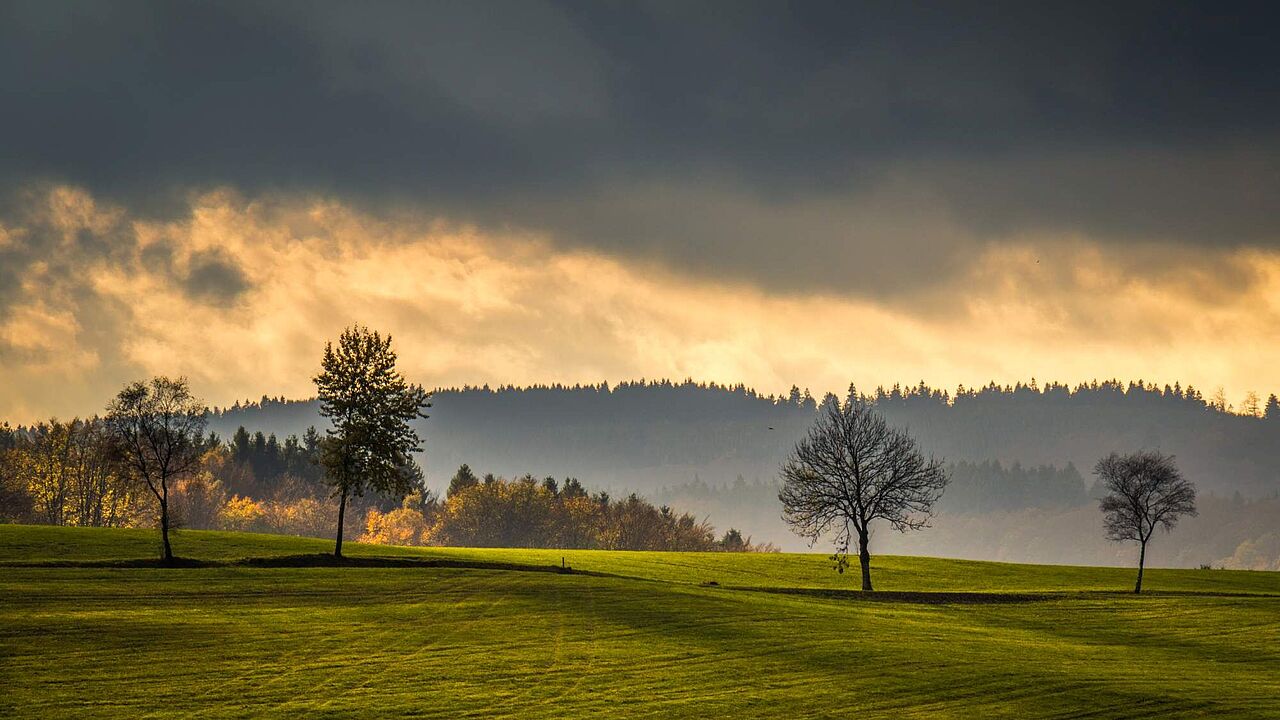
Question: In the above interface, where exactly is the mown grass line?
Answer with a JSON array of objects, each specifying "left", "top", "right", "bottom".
[
  {"left": 2, "top": 525, "right": 1278, "bottom": 718},
  {"left": 5, "top": 524, "right": 1279, "bottom": 594}
]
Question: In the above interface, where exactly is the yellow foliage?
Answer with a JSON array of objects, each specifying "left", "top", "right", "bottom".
[
  {"left": 219, "top": 495, "right": 268, "bottom": 532},
  {"left": 171, "top": 471, "right": 226, "bottom": 530},
  {"left": 361, "top": 507, "right": 430, "bottom": 546},
  {"left": 270, "top": 497, "right": 332, "bottom": 538},
  {"left": 220, "top": 495, "right": 334, "bottom": 538}
]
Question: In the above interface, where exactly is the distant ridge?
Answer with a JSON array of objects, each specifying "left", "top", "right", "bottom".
[{"left": 208, "top": 378, "right": 1280, "bottom": 499}]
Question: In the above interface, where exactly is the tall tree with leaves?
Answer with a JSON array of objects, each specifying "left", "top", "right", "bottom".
[
  {"left": 314, "top": 326, "right": 430, "bottom": 558},
  {"left": 1095, "top": 451, "right": 1197, "bottom": 593},
  {"left": 779, "top": 395, "right": 948, "bottom": 591},
  {"left": 0, "top": 423, "right": 34, "bottom": 522},
  {"left": 104, "top": 377, "right": 208, "bottom": 562}
]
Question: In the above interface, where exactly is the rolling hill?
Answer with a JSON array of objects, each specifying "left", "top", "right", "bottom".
[{"left": 2, "top": 525, "right": 1277, "bottom": 718}]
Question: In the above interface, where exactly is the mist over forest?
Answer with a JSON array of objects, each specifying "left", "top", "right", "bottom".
[{"left": 210, "top": 378, "right": 1280, "bottom": 567}]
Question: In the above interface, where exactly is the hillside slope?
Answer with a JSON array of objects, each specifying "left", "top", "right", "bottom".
[
  {"left": 2, "top": 526, "right": 1278, "bottom": 718},
  {"left": 205, "top": 382, "right": 1280, "bottom": 563},
  {"left": 210, "top": 382, "right": 1280, "bottom": 498}
]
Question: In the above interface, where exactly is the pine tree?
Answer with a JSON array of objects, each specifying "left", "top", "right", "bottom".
[
  {"left": 1265, "top": 394, "right": 1280, "bottom": 421},
  {"left": 302, "top": 426, "right": 321, "bottom": 453},
  {"left": 231, "top": 426, "right": 251, "bottom": 462},
  {"left": 448, "top": 464, "right": 480, "bottom": 497}
]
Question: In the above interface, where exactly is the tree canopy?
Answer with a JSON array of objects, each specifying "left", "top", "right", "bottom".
[{"left": 314, "top": 326, "right": 430, "bottom": 557}]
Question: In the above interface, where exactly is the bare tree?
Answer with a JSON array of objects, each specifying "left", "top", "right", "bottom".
[
  {"left": 0, "top": 423, "right": 34, "bottom": 522},
  {"left": 67, "top": 418, "right": 137, "bottom": 527},
  {"left": 1210, "top": 386, "right": 1230, "bottom": 413},
  {"left": 105, "top": 377, "right": 208, "bottom": 562},
  {"left": 26, "top": 420, "right": 74, "bottom": 526},
  {"left": 779, "top": 395, "right": 948, "bottom": 591},
  {"left": 1241, "top": 391, "right": 1261, "bottom": 418},
  {"left": 1095, "top": 451, "right": 1197, "bottom": 594}
]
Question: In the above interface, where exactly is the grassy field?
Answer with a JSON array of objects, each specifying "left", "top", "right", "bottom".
[{"left": 2, "top": 525, "right": 1278, "bottom": 718}]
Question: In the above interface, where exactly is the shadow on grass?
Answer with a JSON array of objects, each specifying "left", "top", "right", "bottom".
[
  {"left": 238, "top": 554, "right": 593, "bottom": 575},
  {"left": 732, "top": 586, "right": 1060, "bottom": 605},
  {"left": 5, "top": 556, "right": 1275, "bottom": 603},
  {"left": 728, "top": 585, "right": 1280, "bottom": 604},
  {"left": 0, "top": 553, "right": 593, "bottom": 575},
  {"left": 0, "top": 557, "right": 216, "bottom": 569}
]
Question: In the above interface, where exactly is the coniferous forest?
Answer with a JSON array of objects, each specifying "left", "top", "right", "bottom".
[
  {"left": 9, "top": 378, "right": 1273, "bottom": 565},
  {"left": 168, "top": 378, "right": 1280, "bottom": 567}
]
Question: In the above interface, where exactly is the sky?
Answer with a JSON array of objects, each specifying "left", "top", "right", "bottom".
[{"left": 2, "top": 1, "right": 1280, "bottom": 421}]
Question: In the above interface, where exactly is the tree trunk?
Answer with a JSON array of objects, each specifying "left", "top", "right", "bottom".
[
  {"left": 1134, "top": 539, "right": 1147, "bottom": 594},
  {"left": 334, "top": 487, "right": 348, "bottom": 559},
  {"left": 858, "top": 527, "right": 873, "bottom": 592},
  {"left": 159, "top": 498, "right": 174, "bottom": 563}
]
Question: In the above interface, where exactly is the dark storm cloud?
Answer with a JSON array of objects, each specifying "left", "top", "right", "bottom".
[
  {"left": 184, "top": 251, "right": 250, "bottom": 303},
  {"left": 2, "top": 0, "right": 1278, "bottom": 294}
]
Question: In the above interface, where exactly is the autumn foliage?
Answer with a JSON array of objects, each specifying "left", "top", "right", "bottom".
[
  {"left": 359, "top": 474, "right": 772, "bottom": 552},
  {"left": 390, "top": 474, "right": 758, "bottom": 551},
  {"left": 1, "top": 420, "right": 766, "bottom": 552}
]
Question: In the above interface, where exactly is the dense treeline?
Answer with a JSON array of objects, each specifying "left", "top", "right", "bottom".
[
  {"left": 657, "top": 461, "right": 1092, "bottom": 518},
  {"left": 944, "top": 460, "right": 1089, "bottom": 513},
  {"left": 653, "top": 470, "right": 1280, "bottom": 569},
  {"left": 0, "top": 419, "right": 347, "bottom": 535},
  {"left": 881, "top": 493, "right": 1280, "bottom": 572},
  {"left": 0, "top": 419, "right": 143, "bottom": 527},
  {"left": 208, "top": 379, "right": 1280, "bottom": 500},
  {"left": 0, "top": 422, "right": 763, "bottom": 552},
  {"left": 874, "top": 380, "right": 1280, "bottom": 498},
  {"left": 199, "top": 379, "right": 1280, "bottom": 562},
  {"left": 9, "top": 377, "right": 1280, "bottom": 565},
  {"left": 364, "top": 466, "right": 773, "bottom": 551},
  {"left": 225, "top": 426, "right": 326, "bottom": 494}
]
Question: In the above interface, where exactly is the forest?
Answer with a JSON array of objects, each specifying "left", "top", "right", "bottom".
[
  {"left": 207, "top": 379, "right": 1280, "bottom": 495},
  {"left": 202, "top": 378, "right": 1280, "bottom": 566},
  {"left": 0, "top": 421, "right": 767, "bottom": 553},
  {"left": 3, "top": 377, "right": 1278, "bottom": 567}
]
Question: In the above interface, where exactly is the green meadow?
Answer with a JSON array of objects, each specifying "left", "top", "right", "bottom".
[{"left": 2, "top": 525, "right": 1278, "bottom": 718}]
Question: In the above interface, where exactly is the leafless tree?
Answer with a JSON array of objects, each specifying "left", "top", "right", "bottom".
[
  {"left": 1241, "top": 391, "right": 1261, "bottom": 418},
  {"left": 26, "top": 420, "right": 74, "bottom": 526},
  {"left": 67, "top": 418, "right": 137, "bottom": 528},
  {"left": 779, "top": 395, "right": 948, "bottom": 591},
  {"left": 105, "top": 377, "right": 208, "bottom": 562},
  {"left": 1095, "top": 451, "right": 1197, "bottom": 593}
]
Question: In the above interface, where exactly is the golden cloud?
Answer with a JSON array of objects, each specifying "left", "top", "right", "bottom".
[{"left": 2, "top": 185, "right": 1279, "bottom": 421}]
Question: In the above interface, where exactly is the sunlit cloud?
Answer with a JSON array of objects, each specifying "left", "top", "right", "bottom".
[{"left": 2, "top": 185, "right": 1279, "bottom": 422}]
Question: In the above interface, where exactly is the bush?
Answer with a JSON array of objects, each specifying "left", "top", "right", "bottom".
[{"left": 361, "top": 507, "right": 431, "bottom": 546}]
